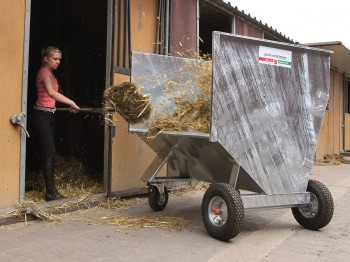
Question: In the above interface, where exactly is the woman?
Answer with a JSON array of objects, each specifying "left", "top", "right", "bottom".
[{"left": 33, "top": 46, "right": 80, "bottom": 201}]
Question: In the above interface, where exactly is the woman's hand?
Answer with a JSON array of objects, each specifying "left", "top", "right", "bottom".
[{"left": 69, "top": 102, "right": 80, "bottom": 113}]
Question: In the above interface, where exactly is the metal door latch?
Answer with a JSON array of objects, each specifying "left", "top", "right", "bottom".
[{"left": 10, "top": 112, "right": 30, "bottom": 137}]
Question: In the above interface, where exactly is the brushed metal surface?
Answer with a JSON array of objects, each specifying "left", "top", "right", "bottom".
[
  {"left": 129, "top": 32, "right": 331, "bottom": 208},
  {"left": 211, "top": 32, "right": 331, "bottom": 195}
]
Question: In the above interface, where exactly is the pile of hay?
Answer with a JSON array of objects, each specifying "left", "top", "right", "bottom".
[
  {"left": 54, "top": 157, "right": 103, "bottom": 198},
  {"left": 147, "top": 59, "right": 212, "bottom": 139},
  {"left": 103, "top": 57, "right": 212, "bottom": 139},
  {"left": 104, "top": 82, "right": 152, "bottom": 124},
  {"left": 314, "top": 154, "right": 350, "bottom": 166},
  {"left": 25, "top": 156, "right": 103, "bottom": 202}
]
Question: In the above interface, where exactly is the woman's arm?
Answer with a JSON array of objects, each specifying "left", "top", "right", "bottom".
[{"left": 43, "top": 77, "right": 80, "bottom": 110}]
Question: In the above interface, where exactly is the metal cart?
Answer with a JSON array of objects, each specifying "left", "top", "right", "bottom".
[{"left": 129, "top": 32, "right": 334, "bottom": 241}]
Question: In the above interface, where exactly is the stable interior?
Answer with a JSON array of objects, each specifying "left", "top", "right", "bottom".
[{"left": 26, "top": 0, "right": 108, "bottom": 201}]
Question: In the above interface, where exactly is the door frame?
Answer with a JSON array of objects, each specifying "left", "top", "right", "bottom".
[
  {"left": 21, "top": 0, "right": 115, "bottom": 200},
  {"left": 104, "top": 0, "right": 116, "bottom": 196},
  {"left": 20, "top": 0, "right": 31, "bottom": 201}
]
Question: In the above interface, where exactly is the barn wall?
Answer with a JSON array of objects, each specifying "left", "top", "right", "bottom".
[
  {"left": 316, "top": 69, "right": 344, "bottom": 159},
  {"left": 234, "top": 17, "right": 263, "bottom": 38},
  {"left": 170, "top": 0, "right": 197, "bottom": 57},
  {"left": 344, "top": 80, "right": 350, "bottom": 151},
  {"left": 345, "top": 114, "right": 350, "bottom": 151},
  {"left": 0, "top": 0, "right": 26, "bottom": 208},
  {"left": 110, "top": 0, "right": 166, "bottom": 193}
]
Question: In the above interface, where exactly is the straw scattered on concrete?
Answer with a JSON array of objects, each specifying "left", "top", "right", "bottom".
[
  {"left": 98, "top": 215, "right": 191, "bottom": 231},
  {"left": 12, "top": 200, "right": 78, "bottom": 223},
  {"left": 11, "top": 196, "right": 144, "bottom": 224},
  {"left": 98, "top": 197, "right": 143, "bottom": 210},
  {"left": 314, "top": 154, "right": 350, "bottom": 166}
]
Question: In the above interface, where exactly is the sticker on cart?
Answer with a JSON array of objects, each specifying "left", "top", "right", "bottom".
[{"left": 258, "top": 46, "right": 292, "bottom": 68}]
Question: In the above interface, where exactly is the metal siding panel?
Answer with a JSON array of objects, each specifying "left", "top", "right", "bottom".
[
  {"left": 170, "top": 0, "right": 197, "bottom": 57},
  {"left": 234, "top": 17, "right": 263, "bottom": 38},
  {"left": 234, "top": 17, "right": 244, "bottom": 35},
  {"left": 114, "top": 0, "right": 126, "bottom": 67}
]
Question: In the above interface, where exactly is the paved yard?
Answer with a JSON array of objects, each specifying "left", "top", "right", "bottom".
[{"left": 0, "top": 164, "right": 349, "bottom": 262}]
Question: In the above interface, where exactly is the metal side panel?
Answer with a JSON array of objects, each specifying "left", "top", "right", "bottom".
[
  {"left": 130, "top": 52, "right": 238, "bottom": 185},
  {"left": 134, "top": 131, "right": 239, "bottom": 185},
  {"left": 130, "top": 51, "right": 211, "bottom": 130},
  {"left": 211, "top": 32, "right": 332, "bottom": 195}
]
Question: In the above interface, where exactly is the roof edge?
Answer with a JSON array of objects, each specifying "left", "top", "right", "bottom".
[
  {"left": 203, "top": 0, "right": 294, "bottom": 43},
  {"left": 306, "top": 41, "right": 350, "bottom": 52}
]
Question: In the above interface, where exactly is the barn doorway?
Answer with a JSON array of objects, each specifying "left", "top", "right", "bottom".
[
  {"left": 26, "top": 0, "right": 108, "bottom": 201},
  {"left": 199, "top": 2, "right": 231, "bottom": 55}
]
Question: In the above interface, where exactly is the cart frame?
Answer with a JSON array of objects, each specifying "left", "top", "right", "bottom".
[{"left": 128, "top": 32, "right": 334, "bottom": 240}]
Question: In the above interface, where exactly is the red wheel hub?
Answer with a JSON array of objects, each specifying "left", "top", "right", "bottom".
[{"left": 213, "top": 208, "right": 220, "bottom": 215}]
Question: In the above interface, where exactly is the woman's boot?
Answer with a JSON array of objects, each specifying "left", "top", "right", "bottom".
[{"left": 42, "top": 157, "right": 64, "bottom": 201}]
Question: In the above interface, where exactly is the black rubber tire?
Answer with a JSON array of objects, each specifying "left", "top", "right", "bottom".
[
  {"left": 292, "top": 179, "right": 334, "bottom": 230},
  {"left": 148, "top": 185, "right": 169, "bottom": 211},
  {"left": 201, "top": 183, "right": 244, "bottom": 241}
]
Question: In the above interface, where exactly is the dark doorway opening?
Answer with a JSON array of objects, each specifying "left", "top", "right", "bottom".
[
  {"left": 26, "top": 0, "right": 108, "bottom": 201},
  {"left": 199, "top": 3, "right": 231, "bottom": 55}
]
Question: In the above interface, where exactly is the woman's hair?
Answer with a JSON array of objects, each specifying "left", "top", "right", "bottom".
[{"left": 41, "top": 46, "right": 62, "bottom": 66}]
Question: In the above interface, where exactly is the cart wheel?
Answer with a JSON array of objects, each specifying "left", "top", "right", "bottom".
[
  {"left": 201, "top": 183, "right": 244, "bottom": 241},
  {"left": 148, "top": 185, "right": 169, "bottom": 211},
  {"left": 292, "top": 179, "right": 334, "bottom": 230}
]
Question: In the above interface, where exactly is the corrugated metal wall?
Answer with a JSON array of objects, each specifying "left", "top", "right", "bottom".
[
  {"left": 234, "top": 17, "right": 263, "bottom": 38},
  {"left": 170, "top": 0, "right": 197, "bottom": 57}
]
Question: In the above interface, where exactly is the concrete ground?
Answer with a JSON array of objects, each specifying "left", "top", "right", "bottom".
[{"left": 0, "top": 164, "right": 349, "bottom": 262}]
